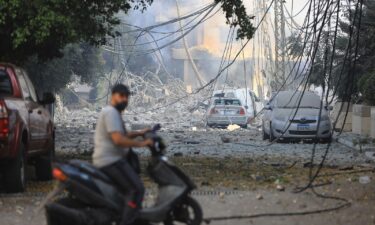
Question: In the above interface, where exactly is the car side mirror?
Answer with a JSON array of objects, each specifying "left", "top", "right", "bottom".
[
  {"left": 244, "top": 105, "right": 249, "bottom": 109},
  {"left": 40, "top": 92, "right": 55, "bottom": 105},
  {"left": 325, "top": 105, "right": 333, "bottom": 111}
]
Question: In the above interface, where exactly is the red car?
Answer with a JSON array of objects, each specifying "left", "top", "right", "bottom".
[{"left": 0, "top": 63, "right": 55, "bottom": 193}]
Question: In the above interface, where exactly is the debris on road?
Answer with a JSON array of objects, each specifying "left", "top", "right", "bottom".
[
  {"left": 359, "top": 176, "right": 371, "bottom": 184},
  {"left": 221, "top": 136, "right": 231, "bottom": 143},
  {"left": 276, "top": 185, "right": 285, "bottom": 191},
  {"left": 227, "top": 124, "right": 241, "bottom": 131},
  {"left": 256, "top": 194, "right": 264, "bottom": 200}
]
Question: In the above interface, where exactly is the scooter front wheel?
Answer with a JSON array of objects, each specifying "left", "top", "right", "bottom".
[{"left": 164, "top": 196, "right": 203, "bottom": 225}]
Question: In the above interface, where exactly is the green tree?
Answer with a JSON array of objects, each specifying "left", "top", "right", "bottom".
[
  {"left": 0, "top": 0, "right": 255, "bottom": 93},
  {"left": 358, "top": 71, "right": 375, "bottom": 105},
  {"left": 23, "top": 43, "right": 102, "bottom": 92},
  {"left": 0, "top": 0, "right": 255, "bottom": 63},
  {"left": 287, "top": 1, "right": 375, "bottom": 102},
  {"left": 0, "top": 0, "right": 153, "bottom": 63}
]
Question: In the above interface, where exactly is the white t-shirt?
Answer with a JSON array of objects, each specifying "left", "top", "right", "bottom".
[{"left": 92, "top": 105, "right": 128, "bottom": 168}]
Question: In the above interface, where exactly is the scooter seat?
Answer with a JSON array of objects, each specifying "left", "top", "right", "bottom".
[
  {"left": 139, "top": 185, "right": 186, "bottom": 222},
  {"left": 69, "top": 160, "right": 113, "bottom": 184}
]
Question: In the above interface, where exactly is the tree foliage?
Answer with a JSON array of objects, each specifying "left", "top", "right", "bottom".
[
  {"left": 23, "top": 43, "right": 102, "bottom": 92},
  {"left": 0, "top": 0, "right": 255, "bottom": 64},
  {"left": 0, "top": 0, "right": 255, "bottom": 94},
  {"left": 215, "top": 0, "right": 256, "bottom": 40},
  {"left": 0, "top": 0, "right": 153, "bottom": 63},
  {"left": 287, "top": 1, "right": 375, "bottom": 102},
  {"left": 358, "top": 71, "right": 375, "bottom": 105}
]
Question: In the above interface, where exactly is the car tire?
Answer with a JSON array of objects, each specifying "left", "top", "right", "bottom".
[
  {"left": 269, "top": 123, "right": 276, "bottom": 142},
  {"left": 321, "top": 136, "right": 332, "bottom": 143},
  {"left": 35, "top": 139, "right": 55, "bottom": 181},
  {"left": 262, "top": 124, "right": 269, "bottom": 140},
  {"left": 3, "top": 142, "right": 26, "bottom": 193}
]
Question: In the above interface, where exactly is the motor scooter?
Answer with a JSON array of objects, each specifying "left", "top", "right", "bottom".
[{"left": 44, "top": 125, "right": 202, "bottom": 225}]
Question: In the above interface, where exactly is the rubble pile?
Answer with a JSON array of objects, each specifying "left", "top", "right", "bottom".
[
  {"left": 54, "top": 73, "right": 211, "bottom": 154},
  {"left": 121, "top": 71, "right": 210, "bottom": 129}
]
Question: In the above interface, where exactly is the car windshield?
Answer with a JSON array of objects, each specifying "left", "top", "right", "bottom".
[
  {"left": 0, "top": 70, "right": 13, "bottom": 96},
  {"left": 214, "top": 99, "right": 241, "bottom": 106},
  {"left": 274, "top": 92, "right": 321, "bottom": 109}
]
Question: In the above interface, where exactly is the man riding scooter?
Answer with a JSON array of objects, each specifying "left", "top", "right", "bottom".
[{"left": 92, "top": 84, "right": 153, "bottom": 225}]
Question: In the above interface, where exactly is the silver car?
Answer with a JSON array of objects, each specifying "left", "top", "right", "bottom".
[
  {"left": 206, "top": 98, "right": 248, "bottom": 128},
  {"left": 262, "top": 91, "right": 332, "bottom": 142}
]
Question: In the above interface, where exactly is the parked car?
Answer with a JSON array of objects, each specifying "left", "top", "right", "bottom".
[
  {"left": 0, "top": 63, "right": 55, "bottom": 193},
  {"left": 206, "top": 97, "right": 248, "bottom": 128},
  {"left": 262, "top": 91, "right": 332, "bottom": 142},
  {"left": 212, "top": 88, "right": 262, "bottom": 123}
]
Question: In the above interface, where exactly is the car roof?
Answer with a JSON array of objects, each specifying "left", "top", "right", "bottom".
[{"left": 273, "top": 91, "right": 319, "bottom": 100}]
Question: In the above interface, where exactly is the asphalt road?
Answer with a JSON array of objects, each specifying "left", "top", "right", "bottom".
[{"left": 0, "top": 127, "right": 374, "bottom": 225}]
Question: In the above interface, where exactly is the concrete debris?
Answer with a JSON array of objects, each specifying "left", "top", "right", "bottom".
[
  {"left": 227, "top": 124, "right": 241, "bottom": 131},
  {"left": 220, "top": 136, "right": 231, "bottom": 143},
  {"left": 256, "top": 194, "right": 264, "bottom": 200},
  {"left": 365, "top": 151, "right": 375, "bottom": 161},
  {"left": 359, "top": 176, "right": 371, "bottom": 184},
  {"left": 276, "top": 185, "right": 285, "bottom": 191}
]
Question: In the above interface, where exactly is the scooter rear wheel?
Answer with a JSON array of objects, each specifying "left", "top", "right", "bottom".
[{"left": 164, "top": 196, "right": 203, "bottom": 225}]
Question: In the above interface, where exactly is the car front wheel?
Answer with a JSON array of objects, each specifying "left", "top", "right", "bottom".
[
  {"left": 269, "top": 123, "right": 276, "bottom": 142},
  {"left": 262, "top": 124, "right": 269, "bottom": 140},
  {"left": 35, "top": 138, "right": 54, "bottom": 181}
]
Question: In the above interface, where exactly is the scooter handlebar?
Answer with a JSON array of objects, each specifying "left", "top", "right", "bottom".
[{"left": 144, "top": 124, "right": 166, "bottom": 155}]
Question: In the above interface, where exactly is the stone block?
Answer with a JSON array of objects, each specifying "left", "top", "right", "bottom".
[
  {"left": 332, "top": 102, "right": 352, "bottom": 132},
  {"left": 352, "top": 104, "right": 371, "bottom": 136}
]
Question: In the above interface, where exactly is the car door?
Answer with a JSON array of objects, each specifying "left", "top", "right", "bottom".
[
  {"left": 16, "top": 70, "right": 45, "bottom": 150},
  {"left": 22, "top": 71, "right": 51, "bottom": 149}
]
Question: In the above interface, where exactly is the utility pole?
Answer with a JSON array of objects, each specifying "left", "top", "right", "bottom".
[{"left": 273, "top": 0, "right": 287, "bottom": 91}]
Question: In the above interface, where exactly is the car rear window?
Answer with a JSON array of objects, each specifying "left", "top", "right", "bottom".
[
  {"left": 214, "top": 99, "right": 241, "bottom": 106},
  {"left": 0, "top": 69, "right": 13, "bottom": 96}
]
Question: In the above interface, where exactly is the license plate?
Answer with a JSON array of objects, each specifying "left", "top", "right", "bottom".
[
  {"left": 297, "top": 124, "right": 310, "bottom": 131},
  {"left": 225, "top": 110, "right": 236, "bottom": 115}
]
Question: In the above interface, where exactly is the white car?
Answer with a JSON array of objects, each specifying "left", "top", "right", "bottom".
[
  {"left": 262, "top": 91, "right": 333, "bottom": 142},
  {"left": 212, "top": 88, "right": 262, "bottom": 122},
  {"left": 206, "top": 97, "right": 248, "bottom": 128}
]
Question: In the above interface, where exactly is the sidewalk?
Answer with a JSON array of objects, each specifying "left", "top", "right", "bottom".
[{"left": 335, "top": 132, "right": 375, "bottom": 162}]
